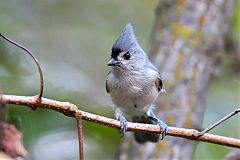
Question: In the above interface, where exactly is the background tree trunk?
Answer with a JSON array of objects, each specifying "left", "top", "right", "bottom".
[{"left": 118, "top": 0, "right": 236, "bottom": 159}]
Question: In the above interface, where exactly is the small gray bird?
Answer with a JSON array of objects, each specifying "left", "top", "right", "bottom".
[{"left": 106, "top": 24, "right": 167, "bottom": 143}]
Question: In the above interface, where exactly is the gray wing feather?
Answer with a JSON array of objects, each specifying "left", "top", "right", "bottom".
[
  {"left": 149, "top": 65, "right": 163, "bottom": 92},
  {"left": 106, "top": 71, "right": 112, "bottom": 93},
  {"left": 156, "top": 77, "right": 163, "bottom": 92}
]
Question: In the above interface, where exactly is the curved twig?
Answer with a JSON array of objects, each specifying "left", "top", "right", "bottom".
[
  {"left": 198, "top": 109, "right": 240, "bottom": 136},
  {"left": 1, "top": 94, "right": 239, "bottom": 148},
  {"left": 0, "top": 34, "right": 43, "bottom": 99}
]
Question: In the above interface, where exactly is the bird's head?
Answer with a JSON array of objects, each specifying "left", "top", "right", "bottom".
[{"left": 107, "top": 23, "right": 148, "bottom": 71}]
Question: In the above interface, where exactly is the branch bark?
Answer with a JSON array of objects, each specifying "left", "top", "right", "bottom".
[
  {"left": 1, "top": 94, "right": 239, "bottom": 148},
  {"left": 76, "top": 114, "right": 84, "bottom": 160},
  {"left": 0, "top": 34, "right": 43, "bottom": 99}
]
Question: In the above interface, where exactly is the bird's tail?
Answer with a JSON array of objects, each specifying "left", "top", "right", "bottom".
[{"left": 132, "top": 116, "right": 160, "bottom": 143}]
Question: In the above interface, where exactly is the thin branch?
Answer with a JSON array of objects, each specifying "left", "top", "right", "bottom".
[
  {"left": 0, "top": 34, "right": 44, "bottom": 99},
  {"left": 1, "top": 94, "right": 239, "bottom": 148},
  {"left": 76, "top": 113, "right": 84, "bottom": 160},
  {"left": 198, "top": 109, "right": 240, "bottom": 136}
]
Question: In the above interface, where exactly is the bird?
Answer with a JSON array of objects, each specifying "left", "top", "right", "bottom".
[{"left": 106, "top": 23, "right": 167, "bottom": 143}]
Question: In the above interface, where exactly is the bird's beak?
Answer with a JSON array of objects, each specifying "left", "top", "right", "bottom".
[{"left": 107, "top": 58, "right": 119, "bottom": 66}]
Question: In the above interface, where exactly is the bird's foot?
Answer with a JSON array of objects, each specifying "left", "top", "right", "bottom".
[
  {"left": 117, "top": 115, "right": 128, "bottom": 136},
  {"left": 149, "top": 116, "right": 168, "bottom": 140},
  {"left": 158, "top": 119, "right": 168, "bottom": 140}
]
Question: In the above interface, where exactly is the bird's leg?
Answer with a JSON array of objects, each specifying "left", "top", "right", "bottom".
[
  {"left": 148, "top": 110, "right": 168, "bottom": 140},
  {"left": 115, "top": 108, "right": 128, "bottom": 135}
]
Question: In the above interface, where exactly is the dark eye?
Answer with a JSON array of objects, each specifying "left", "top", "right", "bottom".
[{"left": 123, "top": 52, "right": 131, "bottom": 60}]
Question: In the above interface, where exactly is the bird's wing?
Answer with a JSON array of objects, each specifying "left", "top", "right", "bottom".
[
  {"left": 151, "top": 66, "right": 163, "bottom": 92},
  {"left": 106, "top": 71, "right": 112, "bottom": 93},
  {"left": 155, "top": 76, "right": 163, "bottom": 92}
]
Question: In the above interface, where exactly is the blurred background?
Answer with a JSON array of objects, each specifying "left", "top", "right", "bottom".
[{"left": 0, "top": 0, "right": 239, "bottom": 160}]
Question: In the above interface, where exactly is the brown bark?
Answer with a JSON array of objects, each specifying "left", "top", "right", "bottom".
[
  {"left": 1, "top": 95, "right": 239, "bottom": 149},
  {"left": 118, "top": 0, "right": 236, "bottom": 159}
]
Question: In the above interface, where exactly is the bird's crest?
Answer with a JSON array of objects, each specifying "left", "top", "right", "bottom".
[{"left": 111, "top": 23, "right": 140, "bottom": 58}]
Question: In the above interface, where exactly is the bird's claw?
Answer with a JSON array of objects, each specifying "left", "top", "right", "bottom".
[
  {"left": 149, "top": 115, "right": 168, "bottom": 140},
  {"left": 158, "top": 120, "right": 168, "bottom": 140},
  {"left": 118, "top": 116, "right": 128, "bottom": 136}
]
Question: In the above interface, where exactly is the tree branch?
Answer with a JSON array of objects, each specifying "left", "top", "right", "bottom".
[
  {"left": 76, "top": 114, "right": 84, "bottom": 160},
  {"left": 0, "top": 34, "right": 44, "bottom": 99},
  {"left": 1, "top": 94, "right": 239, "bottom": 148},
  {"left": 198, "top": 109, "right": 240, "bottom": 136}
]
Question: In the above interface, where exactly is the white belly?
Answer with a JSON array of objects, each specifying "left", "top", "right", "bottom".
[{"left": 110, "top": 79, "right": 159, "bottom": 116}]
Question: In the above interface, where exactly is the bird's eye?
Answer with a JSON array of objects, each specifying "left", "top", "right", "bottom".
[{"left": 123, "top": 52, "right": 131, "bottom": 60}]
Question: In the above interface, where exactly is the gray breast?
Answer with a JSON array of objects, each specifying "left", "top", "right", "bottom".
[{"left": 109, "top": 73, "right": 158, "bottom": 115}]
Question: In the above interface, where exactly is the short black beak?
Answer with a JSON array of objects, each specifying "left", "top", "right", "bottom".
[{"left": 107, "top": 58, "right": 119, "bottom": 66}]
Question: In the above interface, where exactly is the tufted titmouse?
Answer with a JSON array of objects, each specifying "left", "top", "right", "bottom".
[{"left": 106, "top": 24, "right": 167, "bottom": 143}]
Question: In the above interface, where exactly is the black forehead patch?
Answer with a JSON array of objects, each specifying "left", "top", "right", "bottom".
[{"left": 111, "top": 47, "right": 122, "bottom": 58}]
